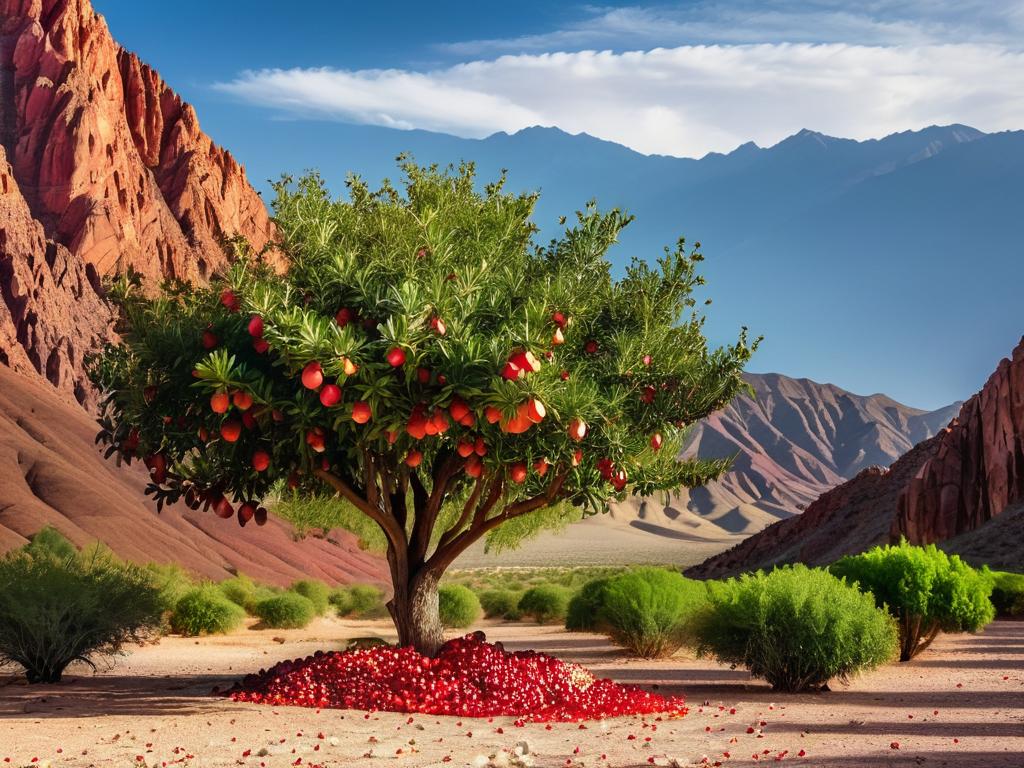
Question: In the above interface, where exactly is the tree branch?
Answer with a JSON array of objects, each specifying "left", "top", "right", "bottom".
[
  {"left": 314, "top": 467, "right": 406, "bottom": 552},
  {"left": 438, "top": 475, "right": 486, "bottom": 548},
  {"left": 409, "top": 453, "right": 462, "bottom": 564}
]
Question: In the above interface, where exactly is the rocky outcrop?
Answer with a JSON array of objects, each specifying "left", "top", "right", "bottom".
[
  {"left": 895, "top": 338, "right": 1024, "bottom": 542},
  {"left": 0, "top": 0, "right": 273, "bottom": 284},
  {"left": 0, "top": 144, "right": 111, "bottom": 405}
]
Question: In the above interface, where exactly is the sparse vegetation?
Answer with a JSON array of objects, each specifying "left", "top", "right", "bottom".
[
  {"left": 990, "top": 571, "right": 1024, "bottom": 618},
  {"left": 22, "top": 526, "right": 78, "bottom": 561},
  {"left": 832, "top": 541, "right": 995, "bottom": 660},
  {"left": 438, "top": 584, "right": 482, "bottom": 628},
  {"left": 170, "top": 585, "right": 246, "bottom": 636},
  {"left": 692, "top": 565, "right": 898, "bottom": 692},
  {"left": 518, "top": 584, "right": 572, "bottom": 624},
  {"left": 478, "top": 589, "right": 523, "bottom": 620},
  {"left": 290, "top": 579, "right": 331, "bottom": 615}
]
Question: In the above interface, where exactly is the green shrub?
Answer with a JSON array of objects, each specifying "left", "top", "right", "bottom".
[
  {"left": 479, "top": 589, "right": 522, "bottom": 619},
  {"left": 600, "top": 568, "right": 708, "bottom": 657},
  {"left": 170, "top": 586, "right": 246, "bottom": 636},
  {"left": 990, "top": 571, "right": 1024, "bottom": 618},
  {"left": 832, "top": 541, "right": 996, "bottom": 660},
  {"left": 565, "top": 578, "right": 611, "bottom": 632},
  {"left": 290, "top": 579, "right": 331, "bottom": 615},
  {"left": 0, "top": 547, "right": 164, "bottom": 682},
  {"left": 346, "top": 584, "right": 386, "bottom": 617},
  {"left": 22, "top": 526, "right": 78, "bottom": 561},
  {"left": 145, "top": 563, "right": 195, "bottom": 614},
  {"left": 693, "top": 565, "right": 898, "bottom": 692},
  {"left": 218, "top": 574, "right": 258, "bottom": 609},
  {"left": 329, "top": 586, "right": 353, "bottom": 615},
  {"left": 253, "top": 592, "right": 317, "bottom": 629},
  {"left": 438, "top": 585, "right": 482, "bottom": 628},
  {"left": 518, "top": 584, "right": 572, "bottom": 624}
]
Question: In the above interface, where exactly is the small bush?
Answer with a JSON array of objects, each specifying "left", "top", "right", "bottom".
[
  {"left": 145, "top": 563, "right": 195, "bottom": 614},
  {"left": 518, "top": 584, "right": 572, "bottom": 624},
  {"left": 170, "top": 586, "right": 246, "bottom": 636},
  {"left": 290, "top": 579, "right": 331, "bottom": 615},
  {"left": 329, "top": 587, "right": 353, "bottom": 615},
  {"left": 692, "top": 565, "right": 898, "bottom": 692},
  {"left": 832, "top": 541, "right": 995, "bottom": 660},
  {"left": 23, "top": 526, "right": 78, "bottom": 561},
  {"left": 990, "top": 571, "right": 1024, "bottom": 618},
  {"left": 253, "top": 592, "right": 317, "bottom": 629},
  {"left": 0, "top": 547, "right": 164, "bottom": 682},
  {"left": 218, "top": 574, "right": 258, "bottom": 609},
  {"left": 600, "top": 568, "right": 708, "bottom": 658},
  {"left": 479, "top": 589, "right": 522, "bottom": 619},
  {"left": 565, "top": 578, "right": 611, "bottom": 632},
  {"left": 345, "top": 584, "right": 386, "bottom": 617},
  {"left": 438, "top": 585, "right": 482, "bottom": 628}
]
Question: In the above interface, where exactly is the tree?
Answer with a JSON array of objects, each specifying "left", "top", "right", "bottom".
[{"left": 88, "top": 161, "right": 757, "bottom": 655}]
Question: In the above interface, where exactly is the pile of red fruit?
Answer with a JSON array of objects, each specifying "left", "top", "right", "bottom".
[{"left": 228, "top": 632, "right": 686, "bottom": 722}]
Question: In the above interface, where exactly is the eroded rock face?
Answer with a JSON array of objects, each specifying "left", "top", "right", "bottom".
[
  {"left": 0, "top": 0, "right": 273, "bottom": 284},
  {"left": 895, "top": 338, "right": 1024, "bottom": 543},
  {"left": 0, "top": 145, "right": 111, "bottom": 406}
]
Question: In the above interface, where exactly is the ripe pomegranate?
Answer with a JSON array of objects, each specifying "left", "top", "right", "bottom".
[
  {"left": 534, "top": 458, "right": 549, "bottom": 477},
  {"left": 456, "top": 440, "right": 475, "bottom": 458},
  {"left": 306, "top": 428, "right": 326, "bottom": 453},
  {"left": 210, "top": 392, "right": 230, "bottom": 414},
  {"left": 242, "top": 411, "right": 257, "bottom": 430},
  {"left": 567, "top": 418, "right": 588, "bottom": 441},
  {"left": 341, "top": 356, "right": 358, "bottom": 376},
  {"left": 523, "top": 398, "right": 546, "bottom": 423},
  {"left": 459, "top": 411, "right": 476, "bottom": 428},
  {"left": 237, "top": 502, "right": 256, "bottom": 526},
  {"left": 405, "top": 450, "right": 423, "bottom": 468},
  {"left": 320, "top": 384, "right": 342, "bottom": 407},
  {"left": 474, "top": 436, "right": 487, "bottom": 457},
  {"left": 248, "top": 315, "right": 264, "bottom": 338},
  {"left": 254, "top": 507, "right": 268, "bottom": 526},
  {"left": 501, "top": 361, "right": 522, "bottom": 380},
  {"left": 416, "top": 367, "right": 432, "bottom": 384},
  {"left": 335, "top": 307, "right": 354, "bottom": 327},
  {"left": 612, "top": 469, "right": 628, "bottom": 491},
  {"left": 584, "top": 340, "right": 599, "bottom": 354},
  {"left": 252, "top": 450, "right": 271, "bottom": 472},
  {"left": 485, "top": 406, "right": 502, "bottom": 424},
  {"left": 233, "top": 390, "right": 254, "bottom": 410},
  {"left": 430, "top": 316, "right": 447, "bottom": 335},
  {"left": 572, "top": 448, "right": 583, "bottom": 466},
  {"left": 352, "top": 401, "right": 372, "bottom": 424},
  {"left": 448, "top": 397, "right": 470, "bottom": 423},
  {"left": 213, "top": 496, "right": 234, "bottom": 519},
  {"left": 650, "top": 433, "right": 663, "bottom": 451},
  {"left": 641, "top": 385, "right": 656, "bottom": 404},
  {"left": 643, "top": 354, "right": 652, "bottom": 366},
  {"left": 220, "top": 289, "right": 239, "bottom": 312},
  {"left": 509, "top": 462, "right": 528, "bottom": 484},
  {"left": 253, "top": 339, "right": 270, "bottom": 354},
  {"left": 560, "top": 370, "right": 570, "bottom": 381},
  {"left": 387, "top": 347, "right": 407, "bottom": 367},
  {"left": 552, "top": 327, "right": 565, "bottom": 346},
  {"left": 552, "top": 310, "right": 567, "bottom": 327},
  {"left": 220, "top": 420, "right": 242, "bottom": 442},
  {"left": 510, "top": 350, "right": 542, "bottom": 373},
  {"left": 465, "top": 455, "right": 483, "bottom": 477},
  {"left": 302, "top": 361, "right": 324, "bottom": 390},
  {"left": 202, "top": 330, "right": 218, "bottom": 349},
  {"left": 386, "top": 430, "right": 398, "bottom": 444}
]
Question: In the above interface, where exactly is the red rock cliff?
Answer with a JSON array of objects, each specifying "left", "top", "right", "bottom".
[
  {"left": 0, "top": 0, "right": 273, "bottom": 284},
  {"left": 895, "top": 338, "right": 1024, "bottom": 542}
]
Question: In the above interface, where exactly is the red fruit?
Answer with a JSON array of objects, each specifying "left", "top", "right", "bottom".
[
  {"left": 572, "top": 448, "right": 583, "bottom": 466},
  {"left": 890, "top": 742, "right": 900, "bottom": 750},
  {"left": 534, "top": 458, "right": 549, "bottom": 477},
  {"left": 437, "top": 374, "right": 448, "bottom": 385},
  {"left": 387, "top": 347, "right": 406, "bottom": 367},
  {"left": 386, "top": 430, "right": 398, "bottom": 444},
  {"left": 197, "top": 426, "right": 209, "bottom": 443},
  {"left": 238, "top": 502, "right": 256, "bottom": 526},
  {"left": 306, "top": 428, "right": 326, "bottom": 453},
  {"left": 510, "top": 350, "right": 542, "bottom": 373},
  {"left": 502, "top": 412, "right": 532, "bottom": 434},
  {"left": 560, "top": 370, "right": 570, "bottom": 381},
  {"left": 416, "top": 367, "right": 432, "bottom": 384},
  {"left": 524, "top": 398, "right": 546, "bottom": 423},
  {"left": 210, "top": 392, "right": 231, "bottom": 414},
  {"left": 430, "top": 316, "right": 447, "bottom": 335},
  {"left": 584, "top": 340, "right": 599, "bottom": 354},
  {"left": 242, "top": 411, "right": 257, "bottom": 430},
  {"left": 405, "top": 450, "right": 423, "bottom": 468},
  {"left": 220, "top": 420, "right": 242, "bottom": 442},
  {"left": 465, "top": 455, "right": 483, "bottom": 478},
  {"left": 254, "top": 507, "right": 268, "bottom": 526},
  {"left": 319, "top": 384, "right": 342, "bottom": 407},
  {"left": 253, "top": 339, "right": 270, "bottom": 354},
  {"left": 123, "top": 428, "right": 140, "bottom": 452},
  {"left": 485, "top": 406, "right": 502, "bottom": 425},
  {"left": 459, "top": 412, "right": 476, "bottom": 428},
  {"left": 551, "top": 327, "right": 565, "bottom": 346},
  {"left": 431, "top": 408, "right": 449, "bottom": 434},
  {"left": 248, "top": 315, "right": 264, "bottom": 338},
  {"left": 552, "top": 311, "right": 567, "bottom": 327},
  {"left": 252, "top": 450, "right": 271, "bottom": 472},
  {"left": 220, "top": 289, "right": 239, "bottom": 312},
  {"left": 650, "top": 433, "right": 663, "bottom": 451},
  {"left": 474, "top": 436, "right": 487, "bottom": 457},
  {"left": 407, "top": 416, "right": 427, "bottom": 440},
  {"left": 641, "top": 386, "right": 656, "bottom": 404},
  {"left": 144, "top": 453, "right": 167, "bottom": 484},
  {"left": 612, "top": 469, "right": 628, "bottom": 492},
  {"left": 351, "top": 401, "right": 372, "bottom": 424},
  {"left": 335, "top": 307, "right": 354, "bottom": 327},
  {"left": 341, "top": 356, "right": 358, "bottom": 376},
  {"left": 643, "top": 354, "right": 652, "bottom": 366},
  {"left": 302, "top": 361, "right": 324, "bottom": 390},
  {"left": 214, "top": 496, "right": 234, "bottom": 519},
  {"left": 449, "top": 397, "right": 470, "bottom": 423},
  {"left": 233, "top": 390, "right": 254, "bottom": 410},
  {"left": 202, "top": 330, "right": 218, "bottom": 349},
  {"left": 567, "top": 418, "right": 588, "bottom": 441},
  {"left": 501, "top": 361, "right": 522, "bottom": 380},
  {"left": 271, "top": 409, "right": 285, "bottom": 422},
  {"left": 509, "top": 462, "right": 528, "bottom": 484},
  {"left": 456, "top": 441, "right": 475, "bottom": 458}
]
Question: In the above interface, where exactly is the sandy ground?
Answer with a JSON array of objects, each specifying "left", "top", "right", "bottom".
[{"left": 1, "top": 617, "right": 1022, "bottom": 768}]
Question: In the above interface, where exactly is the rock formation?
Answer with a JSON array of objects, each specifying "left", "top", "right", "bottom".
[{"left": 895, "top": 338, "right": 1024, "bottom": 542}]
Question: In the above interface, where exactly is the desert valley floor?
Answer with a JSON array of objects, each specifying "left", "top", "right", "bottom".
[{"left": 1, "top": 616, "right": 1021, "bottom": 768}]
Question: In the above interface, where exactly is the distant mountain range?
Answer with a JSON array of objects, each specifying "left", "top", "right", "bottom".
[{"left": 227, "top": 118, "right": 1024, "bottom": 408}]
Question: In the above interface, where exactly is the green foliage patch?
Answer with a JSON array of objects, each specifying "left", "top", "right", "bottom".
[
  {"left": 253, "top": 592, "right": 317, "bottom": 629},
  {"left": 518, "top": 584, "right": 572, "bottom": 624},
  {"left": 438, "top": 584, "right": 482, "bottom": 628},
  {"left": 170, "top": 586, "right": 246, "bottom": 636}
]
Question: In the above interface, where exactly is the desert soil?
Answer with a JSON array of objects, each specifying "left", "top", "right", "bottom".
[{"left": 1, "top": 617, "right": 1021, "bottom": 768}]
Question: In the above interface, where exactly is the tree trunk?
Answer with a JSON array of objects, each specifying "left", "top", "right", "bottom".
[{"left": 388, "top": 566, "right": 444, "bottom": 656}]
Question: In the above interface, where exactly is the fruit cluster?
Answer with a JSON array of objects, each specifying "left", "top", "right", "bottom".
[{"left": 229, "top": 633, "right": 686, "bottom": 722}]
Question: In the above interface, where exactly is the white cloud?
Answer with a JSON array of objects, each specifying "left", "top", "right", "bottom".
[{"left": 216, "top": 42, "right": 1024, "bottom": 157}]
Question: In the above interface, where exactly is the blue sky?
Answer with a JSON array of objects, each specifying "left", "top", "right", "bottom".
[{"left": 94, "top": 1, "right": 1024, "bottom": 408}]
